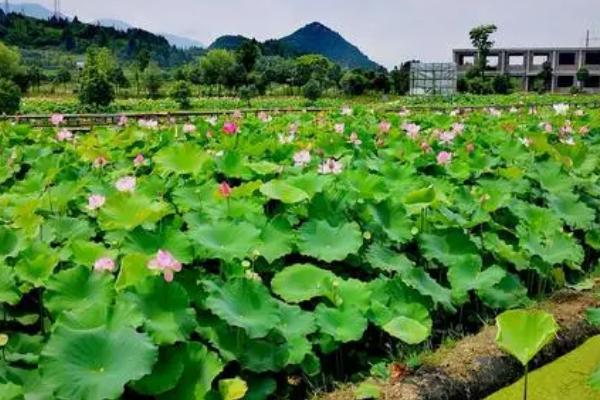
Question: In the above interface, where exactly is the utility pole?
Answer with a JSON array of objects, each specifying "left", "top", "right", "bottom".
[
  {"left": 3, "top": 0, "right": 8, "bottom": 14},
  {"left": 586, "top": 30, "right": 590, "bottom": 48},
  {"left": 53, "top": 0, "right": 60, "bottom": 18}
]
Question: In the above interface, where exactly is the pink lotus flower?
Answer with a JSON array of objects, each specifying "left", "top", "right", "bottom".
[
  {"left": 138, "top": 119, "right": 158, "bottom": 129},
  {"left": 133, "top": 154, "right": 145, "bottom": 167},
  {"left": 205, "top": 116, "right": 218, "bottom": 126},
  {"left": 232, "top": 110, "right": 243, "bottom": 120},
  {"left": 509, "top": 107, "right": 519, "bottom": 113},
  {"left": 402, "top": 123, "right": 421, "bottom": 139},
  {"left": 378, "top": 121, "right": 392, "bottom": 134},
  {"left": 223, "top": 121, "right": 239, "bottom": 135},
  {"left": 293, "top": 150, "right": 311, "bottom": 167},
  {"left": 420, "top": 141, "right": 432, "bottom": 153},
  {"left": 87, "top": 194, "right": 106, "bottom": 210},
  {"left": 93, "top": 156, "right": 108, "bottom": 169},
  {"left": 318, "top": 159, "right": 343, "bottom": 175},
  {"left": 341, "top": 106, "right": 353, "bottom": 116},
  {"left": 347, "top": 132, "right": 362, "bottom": 146},
  {"left": 465, "top": 143, "right": 475, "bottom": 153},
  {"left": 257, "top": 111, "right": 272, "bottom": 123},
  {"left": 219, "top": 182, "right": 232, "bottom": 198},
  {"left": 398, "top": 108, "right": 411, "bottom": 117},
  {"left": 519, "top": 137, "right": 532, "bottom": 147},
  {"left": 183, "top": 123, "right": 197, "bottom": 133},
  {"left": 206, "top": 130, "right": 213, "bottom": 139},
  {"left": 278, "top": 133, "right": 295, "bottom": 144},
  {"left": 553, "top": 103, "right": 569, "bottom": 115},
  {"left": 148, "top": 250, "right": 182, "bottom": 282},
  {"left": 50, "top": 113, "right": 64, "bottom": 126},
  {"left": 449, "top": 109, "right": 459, "bottom": 117},
  {"left": 94, "top": 257, "right": 115, "bottom": 272},
  {"left": 115, "top": 176, "right": 136, "bottom": 193},
  {"left": 575, "top": 109, "right": 584, "bottom": 116},
  {"left": 560, "top": 137, "right": 576, "bottom": 146},
  {"left": 542, "top": 122, "right": 553, "bottom": 133},
  {"left": 579, "top": 126, "right": 590, "bottom": 135},
  {"left": 56, "top": 129, "right": 73, "bottom": 142},
  {"left": 118, "top": 115, "right": 128, "bottom": 126},
  {"left": 438, "top": 131, "right": 456, "bottom": 145},
  {"left": 487, "top": 108, "right": 501, "bottom": 117},
  {"left": 334, "top": 123, "right": 345, "bottom": 134},
  {"left": 451, "top": 123, "right": 465, "bottom": 135},
  {"left": 437, "top": 151, "right": 453, "bottom": 165},
  {"left": 289, "top": 122, "right": 300, "bottom": 135}
]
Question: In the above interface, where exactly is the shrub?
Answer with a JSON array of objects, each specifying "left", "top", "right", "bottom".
[
  {"left": 302, "top": 78, "right": 323, "bottom": 102},
  {"left": 169, "top": 80, "right": 193, "bottom": 109},
  {"left": 238, "top": 84, "right": 258, "bottom": 106},
  {"left": 340, "top": 71, "right": 369, "bottom": 96},
  {"left": 0, "top": 78, "right": 21, "bottom": 114},
  {"left": 492, "top": 74, "right": 513, "bottom": 94},
  {"left": 79, "top": 72, "right": 114, "bottom": 108},
  {"left": 467, "top": 76, "right": 494, "bottom": 94}
]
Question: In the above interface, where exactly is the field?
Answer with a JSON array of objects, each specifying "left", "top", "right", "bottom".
[{"left": 0, "top": 98, "right": 599, "bottom": 399}]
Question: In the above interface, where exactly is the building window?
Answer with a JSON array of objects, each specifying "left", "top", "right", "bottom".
[
  {"left": 584, "top": 76, "right": 600, "bottom": 88},
  {"left": 486, "top": 55, "right": 499, "bottom": 69},
  {"left": 508, "top": 55, "right": 524, "bottom": 66},
  {"left": 558, "top": 52, "right": 576, "bottom": 65},
  {"left": 533, "top": 54, "right": 549, "bottom": 65},
  {"left": 460, "top": 55, "right": 475, "bottom": 66},
  {"left": 557, "top": 75, "right": 574, "bottom": 88},
  {"left": 585, "top": 51, "right": 600, "bottom": 65}
]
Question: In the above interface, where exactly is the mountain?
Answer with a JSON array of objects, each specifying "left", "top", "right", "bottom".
[
  {"left": 161, "top": 33, "right": 203, "bottom": 49},
  {"left": 280, "top": 22, "right": 379, "bottom": 70},
  {"left": 209, "top": 22, "right": 380, "bottom": 70},
  {"left": 209, "top": 35, "right": 250, "bottom": 50},
  {"left": 95, "top": 18, "right": 133, "bottom": 31},
  {"left": 0, "top": 2, "right": 64, "bottom": 19}
]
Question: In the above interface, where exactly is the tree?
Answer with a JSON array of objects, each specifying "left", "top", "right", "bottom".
[
  {"left": 340, "top": 71, "right": 369, "bottom": 96},
  {"left": 237, "top": 39, "right": 260, "bottom": 74},
  {"left": 293, "top": 54, "right": 332, "bottom": 87},
  {"left": 0, "top": 41, "right": 22, "bottom": 79},
  {"left": 78, "top": 49, "right": 114, "bottom": 108},
  {"left": 302, "top": 78, "right": 322, "bottom": 102},
  {"left": 169, "top": 80, "right": 192, "bottom": 109},
  {"left": 143, "top": 62, "right": 163, "bottom": 99},
  {"left": 371, "top": 69, "right": 391, "bottom": 93},
  {"left": 198, "top": 49, "right": 238, "bottom": 95},
  {"left": 469, "top": 24, "right": 497, "bottom": 78},
  {"left": 390, "top": 62, "right": 412, "bottom": 95},
  {"left": 577, "top": 67, "right": 590, "bottom": 88},
  {"left": 54, "top": 66, "right": 72, "bottom": 91},
  {"left": 0, "top": 78, "right": 21, "bottom": 114},
  {"left": 238, "top": 84, "right": 258, "bottom": 106},
  {"left": 536, "top": 61, "right": 553, "bottom": 93},
  {"left": 492, "top": 74, "right": 513, "bottom": 94}
]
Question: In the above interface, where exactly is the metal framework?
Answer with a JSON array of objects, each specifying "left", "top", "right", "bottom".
[{"left": 410, "top": 62, "right": 457, "bottom": 95}]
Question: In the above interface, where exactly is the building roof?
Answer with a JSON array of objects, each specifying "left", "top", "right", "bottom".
[{"left": 454, "top": 47, "right": 600, "bottom": 53}]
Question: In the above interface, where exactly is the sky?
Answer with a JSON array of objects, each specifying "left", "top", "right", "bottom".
[{"left": 13, "top": 0, "right": 600, "bottom": 68}]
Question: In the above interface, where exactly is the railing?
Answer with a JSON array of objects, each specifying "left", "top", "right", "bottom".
[{"left": 1, "top": 99, "right": 598, "bottom": 128}]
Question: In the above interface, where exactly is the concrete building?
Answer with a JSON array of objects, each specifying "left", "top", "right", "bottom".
[{"left": 453, "top": 47, "right": 600, "bottom": 92}]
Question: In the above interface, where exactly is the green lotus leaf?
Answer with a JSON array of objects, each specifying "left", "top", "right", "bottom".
[
  {"left": 286, "top": 173, "right": 331, "bottom": 198},
  {"left": 260, "top": 180, "right": 309, "bottom": 204},
  {"left": 521, "top": 230, "right": 584, "bottom": 266},
  {"left": 98, "top": 193, "right": 172, "bottom": 231},
  {"left": 0, "top": 382, "right": 22, "bottom": 400},
  {"left": 68, "top": 240, "right": 114, "bottom": 266},
  {"left": 495, "top": 309, "right": 559, "bottom": 365},
  {"left": 5, "top": 333, "right": 44, "bottom": 365},
  {"left": 382, "top": 315, "right": 430, "bottom": 344},
  {"left": 548, "top": 192, "right": 596, "bottom": 229},
  {"left": 483, "top": 232, "right": 529, "bottom": 271},
  {"left": 246, "top": 377, "right": 277, "bottom": 400},
  {"left": 401, "top": 267, "right": 454, "bottom": 311},
  {"left": 14, "top": 242, "right": 59, "bottom": 287},
  {"left": 271, "top": 264, "right": 337, "bottom": 303},
  {"left": 297, "top": 220, "right": 363, "bottom": 262},
  {"left": 586, "top": 308, "right": 600, "bottom": 326},
  {"left": 448, "top": 256, "right": 506, "bottom": 304},
  {"left": 586, "top": 229, "right": 600, "bottom": 250},
  {"left": 188, "top": 221, "right": 261, "bottom": 262},
  {"left": 419, "top": 228, "right": 478, "bottom": 268},
  {"left": 365, "top": 244, "right": 414, "bottom": 274},
  {"left": 366, "top": 201, "right": 412, "bottom": 244},
  {"left": 124, "top": 226, "right": 194, "bottom": 263},
  {"left": 402, "top": 185, "right": 436, "bottom": 213},
  {"left": 153, "top": 142, "right": 210, "bottom": 175},
  {"left": 315, "top": 305, "right": 368, "bottom": 343},
  {"left": 219, "top": 378, "right": 248, "bottom": 400},
  {"left": 115, "top": 253, "right": 153, "bottom": 291},
  {"left": 532, "top": 161, "right": 573, "bottom": 194},
  {"left": 0, "top": 226, "right": 20, "bottom": 259},
  {"left": 0, "top": 264, "right": 20, "bottom": 305},
  {"left": 205, "top": 279, "right": 280, "bottom": 339},
  {"left": 44, "top": 266, "right": 113, "bottom": 317},
  {"left": 131, "top": 279, "right": 197, "bottom": 345},
  {"left": 479, "top": 273, "right": 530, "bottom": 309},
  {"left": 40, "top": 324, "right": 158, "bottom": 400},
  {"left": 256, "top": 217, "right": 294, "bottom": 263},
  {"left": 132, "top": 344, "right": 186, "bottom": 396},
  {"left": 158, "top": 342, "right": 224, "bottom": 400},
  {"left": 247, "top": 161, "right": 281, "bottom": 175}
]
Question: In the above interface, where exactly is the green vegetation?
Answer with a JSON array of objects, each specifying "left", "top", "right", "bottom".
[
  {"left": 0, "top": 101, "right": 599, "bottom": 398},
  {"left": 487, "top": 336, "right": 600, "bottom": 400}
]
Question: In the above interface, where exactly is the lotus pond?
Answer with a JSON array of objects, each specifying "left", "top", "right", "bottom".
[{"left": 0, "top": 103, "right": 599, "bottom": 399}]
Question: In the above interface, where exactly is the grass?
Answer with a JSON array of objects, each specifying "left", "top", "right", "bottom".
[{"left": 486, "top": 336, "right": 600, "bottom": 400}]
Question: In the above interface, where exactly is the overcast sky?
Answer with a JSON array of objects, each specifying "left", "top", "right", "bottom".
[{"left": 16, "top": 0, "right": 600, "bottom": 68}]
